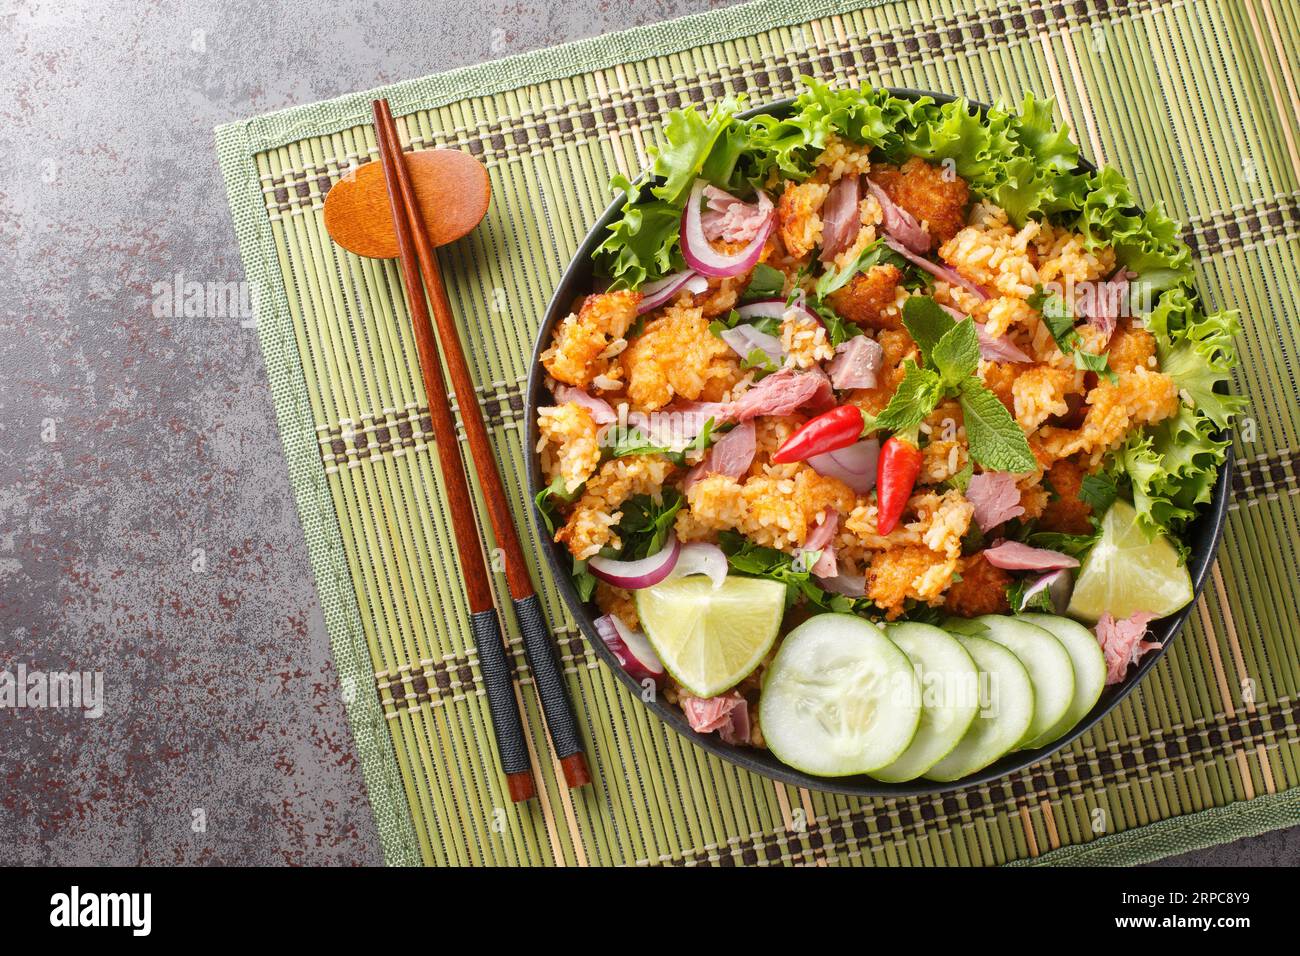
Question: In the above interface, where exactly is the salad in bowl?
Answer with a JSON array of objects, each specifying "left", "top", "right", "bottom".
[{"left": 528, "top": 80, "right": 1239, "bottom": 787}]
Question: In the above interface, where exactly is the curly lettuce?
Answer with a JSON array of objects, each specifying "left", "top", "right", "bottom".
[
  {"left": 1109, "top": 289, "right": 1243, "bottom": 538},
  {"left": 588, "top": 80, "right": 1241, "bottom": 546},
  {"left": 594, "top": 98, "right": 743, "bottom": 288}
]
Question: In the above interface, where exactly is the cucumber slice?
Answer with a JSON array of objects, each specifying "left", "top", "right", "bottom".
[
  {"left": 923, "top": 635, "right": 1035, "bottom": 782},
  {"left": 760, "top": 614, "right": 921, "bottom": 777},
  {"left": 870, "top": 623, "right": 981, "bottom": 782},
  {"left": 957, "top": 615, "right": 1074, "bottom": 748},
  {"left": 1017, "top": 613, "right": 1107, "bottom": 749}
]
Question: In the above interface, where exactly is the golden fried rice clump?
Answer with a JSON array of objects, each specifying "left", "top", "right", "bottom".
[
  {"left": 1038, "top": 457, "right": 1095, "bottom": 535},
  {"left": 976, "top": 294, "right": 1037, "bottom": 338},
  {"left": 595, "top": 582, "right": 640, "bottom": 630},
  {"left": 677, "top": 467, "right": 856, "bottom": 551},
  {"left": 780, "top": 307, "right": 835, "bottom": 368},
  {"left": 938, "top": 203, "right": 1041, "bottom": 299},
  {"left": 1106, "top": 321, "right": 1158, "bottom": 372},
  {"left": 852, "top": 489, "right": 974, "bottom": 618},
  {"left": 814, "top": 135, "right": 874, "bottom": 181},
  {"left": 541, "top": 289, "right": 640, "bottom": 389},
  {"left": 1012, "top": 364, "right": 1077, "bottom": 431},
  {"left": 777, "top": 181, "right": 830, "bottom": 259},
  {"left": 1036, "top": 225, "right": 1117, "bottom": 285},
  {"left": 1038, "top": 366, "right": 1179, "bottom": 465},
  {"left": 619, "top": 301, "right": 741, "bottom": 411},
  {"left": 827, "top": 263, "right": 905, "bottom": 330},
  {"left": 537, "top": 402, "right": 600, "bottom": 493},
  {"left": 556, "top": 455, "right": 675, "bottom": 559},
  {"left": 919, "top": 400, "right": 968, "bottom": 483},
  {"left": 945, "top": 554, "right": 1012, "bottom": 616},
  {"left": 870, "top": 157, "right": 971, "bottom": 249},
  {"left": 693, "top": 274, "right": 750, "bottom": 318}
]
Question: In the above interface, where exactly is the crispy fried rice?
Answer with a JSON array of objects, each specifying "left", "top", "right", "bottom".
[{"left": 531, "top": 82, "right": 1241, "bottom": 751}]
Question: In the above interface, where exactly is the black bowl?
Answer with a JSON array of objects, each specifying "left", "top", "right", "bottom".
[{"left": 524, "top": 89, "right": 1233, "bottom": 796}]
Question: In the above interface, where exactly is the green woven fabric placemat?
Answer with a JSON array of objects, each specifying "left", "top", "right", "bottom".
[{"left": 215, "top": 0, "right": 1300, "bottom": 867}]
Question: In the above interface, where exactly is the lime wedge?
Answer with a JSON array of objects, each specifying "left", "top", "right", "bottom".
[
  {"left": 635, "top": 576, "right": 786, "bottom": 698},
  {"left": 1066, "top": 499, "right": 1193, "bottom": 624}
]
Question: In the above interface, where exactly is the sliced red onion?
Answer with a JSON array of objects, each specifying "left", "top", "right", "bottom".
[
  {"left": 637, "top": 269, "right": 710, "bottom": 315},
  {"left": 1017, "top": 568, "right": 1073, "bottom": 614},
  {"left": 820, "top": 571, "right": 866, "bottom": 597},
  {"left": 669, "top": 542, "right": 728, "bottom": 589},
  {"left": 594, "top": 614, "right": 665, "bottom": 684},
  {"left": 735, "top": 297, "right": 789, "bottom": 322},
  {"left": 588, "top": 536, "right": 681, "bottom": 589},
  {"left": 719, "top": 324, "right": 783, "bottom": 367},
  {"left": 550, "top": 384, "right": 616, "bottom": 424},
  {"left": 884, "top": 236, "right": 989, "bottom": 300},
  {"left": 807, "top": 439, "right": 879, "bottom": 495},
  {"left": 681, "top": 179, "right": 774, "bottom": 278},
  {"left": 983, "top": 540, "right": 1079, "bottom": 571},
  {"left": 866, "top": 179, "right": 930, "bottom": 253}
]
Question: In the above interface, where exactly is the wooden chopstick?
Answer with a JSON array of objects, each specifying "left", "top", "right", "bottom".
[
  {"left": 374, "top": 99, "right": 592, "bottom": 790},
  {"left": 370, "top": 101, "right": 536, "bottom": 804}
]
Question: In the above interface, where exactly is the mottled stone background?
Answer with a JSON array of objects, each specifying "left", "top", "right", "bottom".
[{"left": 0, "top": 0, "right": 1292, "bottom": 866}]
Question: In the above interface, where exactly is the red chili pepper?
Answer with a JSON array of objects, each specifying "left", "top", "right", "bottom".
[
  {"left": 771, "top": 405, "right": 864, "bottom": 464},
  {"left": 876, "top": 435, "right": 923, "bottom": 535}
]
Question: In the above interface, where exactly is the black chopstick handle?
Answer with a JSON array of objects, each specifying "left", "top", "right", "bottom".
[
  {"left": 512, "top": 594, "right": 587, "bottom": 763},
  {"left": 469, "top": 607, "right": 532, "bottom": 777}
]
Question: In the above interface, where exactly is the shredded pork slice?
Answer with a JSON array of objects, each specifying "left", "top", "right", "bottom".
[
  {"left": 1076, "top": 268, "right": 1133, "bottom": 345},
  {"left": 866, "top": 178, "right": 930, "bottom": 253},
  {"left": 551, "top": 383, "right": 616, "bottom": 424},
  {"left": 826, "top": 335, "right": 883, "bottom": 390},
  {"left": 682, "top": 419, "right": 757, "bottom": 492},
  {"left": 976, "top": 326, "right": 1032, "bottom": 363},
  {"left": 729, "top": 367, "right": 835, "bottom": 421},
  {"left": 965, "top": 471, "right": 1026, "bottom": 532},
  {"left": 803, "top": 509, "right": 839, "bottom": 578},
  {"left": 1095, "top": 611, "right": 1160, "bottom": 684},
  {"left": 701, "top": 185, "right": 775, "bottom": 244},
  {"left": 818, "top": 174, "right": 862, "bottom": 263},
  {"left": 982, "top": 539, "right": 1079, "bottom": 571},
  {"left": 680, "top": 692, "right": 750, "bottom": 745}
]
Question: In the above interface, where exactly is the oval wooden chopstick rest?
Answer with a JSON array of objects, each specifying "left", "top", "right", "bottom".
[{"left": 323, "top": 149, "right": 491, "bottom": 259}]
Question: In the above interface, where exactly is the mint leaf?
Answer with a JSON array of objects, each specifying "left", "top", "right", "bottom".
[
  {"left": 958, "top": 379, "right": 1036, "bottom": 472},
  {"left": 866, "top": 360, "right": 944, "bottom": 434},
  {"left": 902, "top": 296, "right": 957, "bottom": 365},
  {"left": 931, "top": 317, "right": 980, "bottom": 387}
]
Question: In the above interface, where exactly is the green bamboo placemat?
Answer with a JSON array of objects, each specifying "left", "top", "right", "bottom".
[{"left": 215, "top": 0, "right": 1300, "bottom": 867}]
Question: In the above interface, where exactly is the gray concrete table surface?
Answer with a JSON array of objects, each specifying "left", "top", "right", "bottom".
[{"left": 0, "top": 0, "right": 1293, "bottom": 866}]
